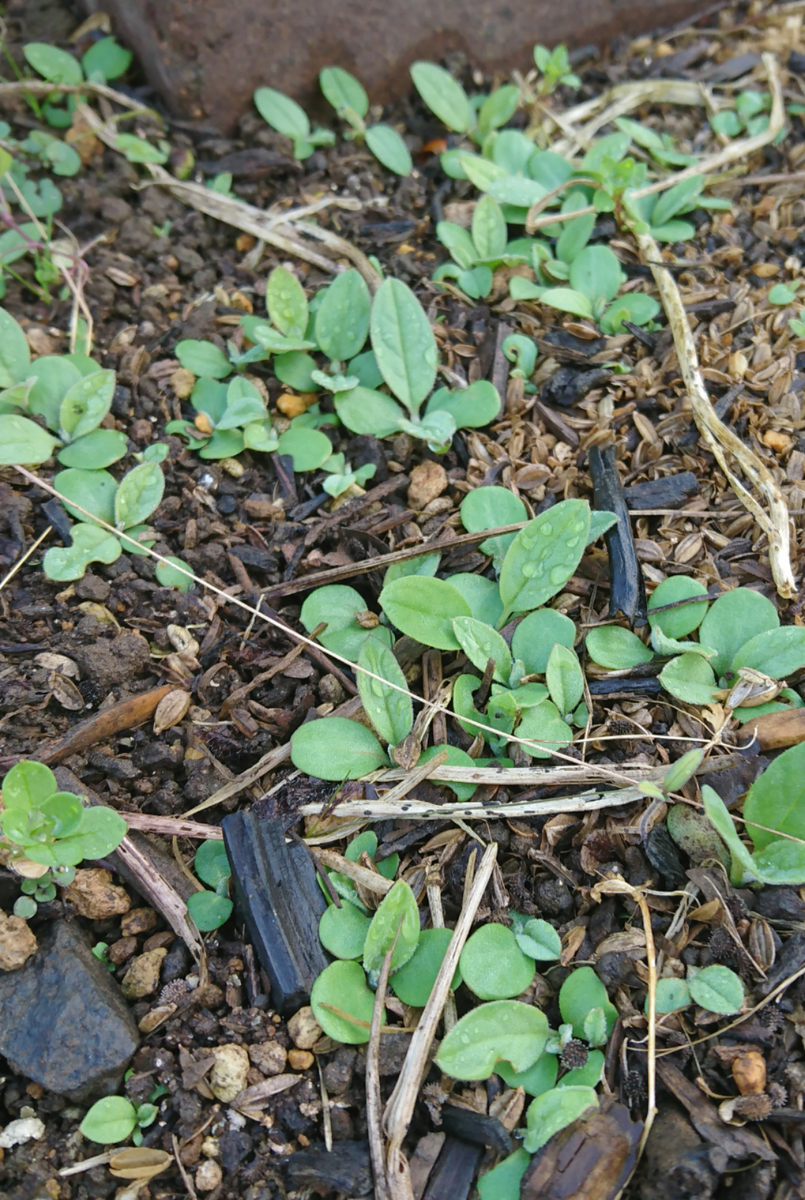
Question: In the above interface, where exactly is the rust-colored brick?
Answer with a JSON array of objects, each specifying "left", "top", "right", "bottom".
[{"left": 80, "top": 0, "right": 713, "bottom": 134}]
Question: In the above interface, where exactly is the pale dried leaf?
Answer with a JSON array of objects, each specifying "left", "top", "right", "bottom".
[{"left": 153, "top": 689, "right": 192, "bottom": 735}]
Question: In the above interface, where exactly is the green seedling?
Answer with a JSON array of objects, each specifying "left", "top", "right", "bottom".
[
  {"left": 532, "top": 44, "right": 581, "bottom": 95},
  {"left": 0, "top": 760, "right": 127, "bottom": 872},
  {"left": 80, "top": 1095, "right": 158, "bottom": 1145},
  {"left": 291, "top": 495, "right": 617, "bottom": 778},
  {"left": 254, "top": 69, "right": 412, "bottom": 176},
  {"left": 186, "top": 838, "right": 233, "bottom": 931},
  {"left": 434, "top": 194, "right": 541, "bottom": 299},
  {"left": 695, "top": 742, "right": 805, "bottom": 887},
  {"left": 91, "top": 941, "right": 117, "bottom": 972},
  {"left": 769, "top": 282, "right": 799, "bottom": 306},
  {"left": 711, "top": 90, "right": 773, "bottom": 139},
  {"left": 0, "top": 312, "right": 129, "bottom": 464},
  {"left": 319, "top": 66, "right": 412, "bottom": 176},
  {"left": 789, "top": 308, "right": 805, "bottom": 337},
  {"left": 586, "top": 579, "right": 805, "bottom": 719},
  {"left": 653, "top": 964, "right": 744, "bottom": 1016},
  {"left": 38, "top": 459, "right": 165, "bottom": 581}
]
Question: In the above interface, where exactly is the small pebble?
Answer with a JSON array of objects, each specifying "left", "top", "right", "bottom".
[
  {"left": 120, "top": 948, "right": 167, "bottom": 1000},
  {"left": 195, "top": 1159, "right": 223, "bottom": 1192},
  {"left": 287, "top": 1006, "right": 322, "bottom": 1050},
  {"left": 288, "top": 1049, "right": 315, "bottom": 1071}
]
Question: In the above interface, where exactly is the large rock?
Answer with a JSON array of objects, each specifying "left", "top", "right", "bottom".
[
  {"left": 0, "top": 920, "right": 139, "bottom": 1101},
  {"left": 79, "top": 0, "right": 713, "bottom": 134}
]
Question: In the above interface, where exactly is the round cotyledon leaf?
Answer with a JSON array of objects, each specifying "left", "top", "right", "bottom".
[
  {"left": 319, "top": 902, "right": 371, "bottom": 960},
  {"left": 647, "top": 575, "right": 709, "bottom": 638},
  {"left": 435, "top": 1000, "right": 549, "bottom": 1080},
  {"left": 310, "top": 960, "right": 380, "bottom": 1045},
  {"left": 390, "top": 927, "right": 461, "bottom": 1007},
  {"left": 512, "top": 608, "right": 576, "bottom": 676},
  {"left": 459, "top": 923, "right": 535, "bottom": 1000}
]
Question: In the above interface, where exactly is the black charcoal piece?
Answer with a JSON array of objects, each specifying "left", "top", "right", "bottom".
[
  {"left": 540, "top": 366, "right": 611, "bottom": 408},
  {"left": 440, "top": 1105, "right": 513, "bottom": 1153},
  {"left": 222, "top": 811, "right": 329, "bottom": 1015},
  {"left": 589, "top": 443, "right": 647, "bottom": 627},
  {"left": 422, "top": 1137, "right": 483, "bottom": 1200},
  {"left": 622, "top": 472, "right": 698, "bottom": 510}
]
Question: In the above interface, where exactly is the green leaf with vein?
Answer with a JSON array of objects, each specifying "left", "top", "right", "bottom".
[
  {"left": 363, "top": 879, "right": 420, "bottom": 982},
  {"left": 380, "top": 576, "right": 471, "bottom": 650},
  {"left": 315, "top": 270, "right": 371, "bottom": 361},
  {"left": 43, "top": 524, "right": 122, "bottom": 581},
  {"left": 357, "top": 636, "right": 413, "bottom": 746},
  {"left": 435, "top": 1001, "right": 548, "bottom": 1080},
  {"left": 0, "top": 307, "right": 31, "bottom": 386},
  {"left": 659, "top": 654, "right": 717, "bottom": 705},
  {"left": 267, "top": 266, "right": 308, "bottom": 337},
  {"left": 516, "top": 700, "right": 573, "bottom": 759},
  {"left": 410, "top": 62, "right": 472, "bottom": 132},
  {"left": 0, "top": 414, "right": 58, "bottom": 465},
  {"left": 114, "top": 463, "right": 165, "bottom": 529},
  {"left": 545, "top": 643, "right": 584, "bottom": 715},
  {"left": 370, "top": 278, "right": 437, "bottom": 415},
  {"left": 452, "top": 616, "right": 511, "bottom": 683},
  {"left": 585, "top": 625, "right": 653, "bottom": 670},
  {"left": 523, "top": 1087, "right": 599, "bottom": 1153},
  {"left": 54, "top": 467, "right": 117, "bottom": 526},
  {"left": 311, "top": 960, "right": 379, "bottom": 1044},
  {"left": 290, "top": 716, "right": 388, "bottom": 780},
  {"left": 732, "top": 627, "right": 805, "bottom": 680},
  {"left": 743, "top": 742, "right": 805, "bottom": 851},
  {"left": 512, "top": 608, "right": 576, "bottom": 675},
  {"left": 499, "top": 499, "right": 590, "bottom": 621},
  {"left": 698, "top": 588, "right": 778, "bottom": 678},
  {"left": 59, "top": 370, "right": 114, "bottom": 440}
]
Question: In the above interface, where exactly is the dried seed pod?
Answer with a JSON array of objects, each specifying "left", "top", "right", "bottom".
[
  {"left": 732, "top": 1050, "right": 767, "bottom": 1096},
  {"left": 732, "top": 1093, "right": 772, "bottom": 1121},
  {"left": 748, "top": 919, "right": 776, "bottom": 972},
  {"left": 560, "top": 1039, "right": 589, "bottom": 1070}
]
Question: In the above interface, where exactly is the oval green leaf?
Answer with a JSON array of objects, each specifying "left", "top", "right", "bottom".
[
  {"left": 310, "top": 959, "right": 379, "bottom": 1044},
  {"left": 688, "top": 964, "right": 744, "bottom": 1015},
  {"left": 315, "top": 270, "right": 371, "bottom": 361},
  {"left": 499, "top": 499, "right": 591, "bottom": 618},
  {"left": 380, "top": 576, "right": 470, "bottom": 650},
  {"left": 648, "top": 575, "right": 709, "bottom": 638},
  {"left": 290, "top": 716, "right": 388, "bottom": 780},
  {"left": 459, "top": 924, "right": 536, "bottom": 1000},
  {"left": 370, "top": 278, "right": 437, "bottom": 415},
  {"left": 357, "top": 636, "right": 413, "bottom": 746},
  {"left": 585, "top": 625, "right": 654, "bottom": 670},
  {"left": 114, "top": 463, "right": 164, "bottom": 530},
  {"left": 436, "top": 1000, "right": 549, "bottom": 1080}
]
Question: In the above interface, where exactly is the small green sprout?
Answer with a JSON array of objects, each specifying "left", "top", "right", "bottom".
[
  {"left": 80, "top": 1095, "right": 158, "bottom": 1145},
  {"left": 0, "top": 760, "right": 127, "bottom": 871}
]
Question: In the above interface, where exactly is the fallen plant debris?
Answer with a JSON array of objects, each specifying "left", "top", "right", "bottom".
[{"left": 5, "top": 2, "right": 805, "bottom": 1198}]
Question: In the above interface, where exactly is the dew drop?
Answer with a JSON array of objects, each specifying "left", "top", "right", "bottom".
[
  {"left": 540, "top": 522, "right": 553, "bottom": 537},
  {"left": 520, "top": 535, "right": 535, "bottom": 550},
  {"left": 550, "top": 566, "right": 567, "bottom": 584},
  {"left": 566, "top": 536, "right": 579, "bottom": 549},
  {"left": 522, "top": 563, "right": 537, "bottom": 578},
  {"left": 460, "top": 1033, "right": 471, "bottom": 1045}
]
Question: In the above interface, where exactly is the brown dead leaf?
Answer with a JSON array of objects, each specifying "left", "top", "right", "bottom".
[
  {"left": 65, "top": 112, "right": 103, "bottom": 163},
  {"left": 153, "top": 689, "right": 192, "bottom": 735},
  {"left": 561, "top": 925, "right": 586, "bottom": 966}
]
